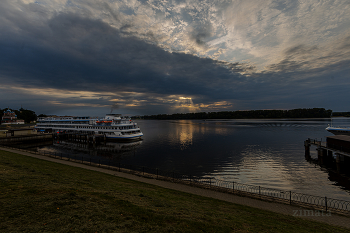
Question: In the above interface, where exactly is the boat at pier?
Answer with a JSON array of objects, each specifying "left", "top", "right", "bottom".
[
  {"left": 35, "top": 114, "right": 143, "bottom": 140},
  {"left": 326, "top": 125, "right": 350, "bottom": 136}
]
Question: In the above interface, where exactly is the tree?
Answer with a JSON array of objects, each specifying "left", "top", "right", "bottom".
[{"left": 14, "top": 108, "right": 37, "bottom": 123}]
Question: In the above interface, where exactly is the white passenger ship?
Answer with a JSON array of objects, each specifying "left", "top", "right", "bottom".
[{"left": 35, "top": 114, "right": 143, "bottom": 140}]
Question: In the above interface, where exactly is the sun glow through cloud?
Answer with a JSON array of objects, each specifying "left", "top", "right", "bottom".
[{"left": 174, "top": 97, "right": 200, "bottom": 112}]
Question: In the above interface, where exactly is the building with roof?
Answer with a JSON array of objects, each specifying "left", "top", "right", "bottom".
[{"left": 1, "top": 109, "right": 25, "bottom": 125}]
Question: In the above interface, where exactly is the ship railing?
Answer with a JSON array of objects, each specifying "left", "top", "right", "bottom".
[{"left": 329, "top": 126, "right": 350, "bottom": 129}]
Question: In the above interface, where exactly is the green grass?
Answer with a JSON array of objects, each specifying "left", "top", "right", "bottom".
[{"left": 0, "top": 149, "right": 348, "bottom": 232}]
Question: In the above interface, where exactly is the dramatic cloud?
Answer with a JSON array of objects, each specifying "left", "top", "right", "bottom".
[{"left": 0, "top": 0, "right": 349, "bottom": 115}]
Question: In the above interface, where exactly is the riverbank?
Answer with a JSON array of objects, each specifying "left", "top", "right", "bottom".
[{"left": 1, "top": 147, "right": 350, "bottom": 232}]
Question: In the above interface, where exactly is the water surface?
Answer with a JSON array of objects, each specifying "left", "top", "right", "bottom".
[{"left": 37, "top": 117, "right": 350, "bottom": 201}]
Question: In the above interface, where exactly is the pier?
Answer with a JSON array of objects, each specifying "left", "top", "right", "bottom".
[
  {"left": 0, "top": 134, "right": 53, "bottom": 148},
  {"left": 0, "top": 127, "right": 36, "bottom": 137},
  {"left": 0, "top": 130, "right": 141, "bottom": 150},
  {"left": 305, "top": 136, "right": 350, "bottom": 174},
  {"left": 53, "top": 132, "right": 107, "bottom": 144}
]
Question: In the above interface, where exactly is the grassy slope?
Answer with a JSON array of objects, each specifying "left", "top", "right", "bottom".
[{"left": 0, "top": 149, "right": 348, "bottom": 233}]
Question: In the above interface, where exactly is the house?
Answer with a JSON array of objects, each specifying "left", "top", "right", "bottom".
[{"left": 1, "top": 109, "right": 25, "bottom": 125}]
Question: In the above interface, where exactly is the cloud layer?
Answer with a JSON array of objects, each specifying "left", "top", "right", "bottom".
[{"left": 1, "top": 0, "right": 349, "bottom": 115}]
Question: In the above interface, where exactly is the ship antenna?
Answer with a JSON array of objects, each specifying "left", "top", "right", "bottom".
[{"left": 331, "top": 111, "right": 333, "bottom": 127}]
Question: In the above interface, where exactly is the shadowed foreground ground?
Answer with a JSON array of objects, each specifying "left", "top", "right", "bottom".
[{"left": 0, "top": 148, "right": 349, "bottom": 232}]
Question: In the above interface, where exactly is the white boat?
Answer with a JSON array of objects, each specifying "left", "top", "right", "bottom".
[
  {"left": 35, "top": 114, "right": 143, "bottom": 140},
  {"left": 326, "top": 125, "right": 350, "bottom": 136}
]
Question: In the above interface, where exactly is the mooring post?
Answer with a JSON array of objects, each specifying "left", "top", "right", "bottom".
[
  {"left": 317, "top": 147, "right": 326, "bottom": 165},
  {"left": 304, "top": 139, "right": 310, "bottom": 159}
]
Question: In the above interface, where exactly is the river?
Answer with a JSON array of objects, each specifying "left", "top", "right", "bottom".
[{"left": 36, "top": 117, "right": 350, "bottom": 201}]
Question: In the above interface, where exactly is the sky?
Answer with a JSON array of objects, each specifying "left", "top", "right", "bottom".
[{"left": 1, "top": 0, "right": 350, "bottom": 116}]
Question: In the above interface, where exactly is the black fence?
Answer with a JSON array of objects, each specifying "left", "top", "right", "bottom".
[{"left": 1, "top": 145, "right": 350, "bottom": 215}]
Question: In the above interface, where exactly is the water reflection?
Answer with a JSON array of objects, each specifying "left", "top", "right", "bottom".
[
  {"left": 34, "top": 118, "right": 350, "bottom": 201},
  {"left": 37, "top": 140, "right": 142, "bottom": 160},
  {"left": 174, "top": 120, "right": 194, "bottom": 150},
  {"left": 305, "top": 150, "right": 350, "bottom": 192}
]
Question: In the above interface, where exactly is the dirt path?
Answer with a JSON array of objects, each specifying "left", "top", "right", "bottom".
[{"left": 1, "top": 146, "right": 349, "bottom": 229}]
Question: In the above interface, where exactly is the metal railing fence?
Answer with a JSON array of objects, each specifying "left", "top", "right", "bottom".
[{"left": 1, "top": 145, "right": 349, "bottom": 215}]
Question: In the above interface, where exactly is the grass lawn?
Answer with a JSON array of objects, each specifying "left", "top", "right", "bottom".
[{"left": 0, "top": 149, "right": 348, "bottom": 232}]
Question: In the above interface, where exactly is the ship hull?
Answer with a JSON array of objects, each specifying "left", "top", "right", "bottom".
[{"left": 326, "top": 127, "right": 350, "bottom": 136}]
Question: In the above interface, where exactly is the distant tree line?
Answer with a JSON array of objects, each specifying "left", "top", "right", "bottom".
[
  {"left": 141, "top": 108, "right": 333, "bottom": 120},
  {"left": 332, "top": 112, "right": 350, "bottom": 117},
  {"left": 0, "top": 108, "right": 37, "bottom": 124},
  {"left": 1, "top": 107, "right": 343, "bottom": 123}
]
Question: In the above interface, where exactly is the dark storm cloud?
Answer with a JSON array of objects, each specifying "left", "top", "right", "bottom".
[{"left": 0, "top": 9, "right": 247, "bottom": 102}]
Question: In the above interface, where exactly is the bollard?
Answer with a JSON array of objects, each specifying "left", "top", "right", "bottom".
[{"left": 304, "top": 139, "right": 310, "bottom": 158}]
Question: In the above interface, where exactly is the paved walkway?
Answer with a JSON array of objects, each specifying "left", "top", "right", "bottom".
[{"left": 1, "top": 147, "right": 350, "bottom": 229}]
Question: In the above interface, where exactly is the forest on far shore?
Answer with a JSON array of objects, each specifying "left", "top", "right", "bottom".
[
  {"left": 141, "top": 108, "right": 333, "bottom": 120},
  {"left": 332, "top": 112, "right": 350, "bottom": 117},
  {"left": 2, "top": 107, "right": 350, "bottom": 123}
]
